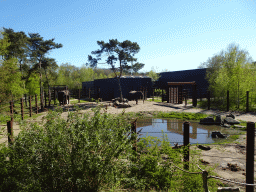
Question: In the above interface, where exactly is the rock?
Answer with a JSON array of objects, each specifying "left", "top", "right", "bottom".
[
  {"left": 215, "top": 115, "right": 225, "bottom": 125},
  {"left": 221, "top": 123, "right": 231, "bottom": 128},
  {"left": 197, "top": 145, "right": 211, "bottom": 150},
  {"left": 200, "top": 116, "right": 215, "bottom": 124},
  {"left": 118, "top": 103, "right": 131, "bottom": 108},
  {"left": 234, "top": 125, "right": 246, "bottom": 128},
  {"left": 226, "top": 113, "right": 235, "bottom": 119},
  {"left": 224, "top": 117, "right": 240, "bottom": 125},
  {"left": 211, "top": 131, "right": 226, "bottom": 138}
]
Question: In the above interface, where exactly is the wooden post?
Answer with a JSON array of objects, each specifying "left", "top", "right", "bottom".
[
  {"left": 65, "top": 86, "right": 68, "bottom": 105},
  {"left": 20, "top": 98, "right": 24, "bottom": 120},
  {"left": 152, "top": 88, "right": 154, "bottom": 101},
  {"left": 246, "top": 122, "right": 255, "bottom": 192},
  {"left": 24, "top": 94, "right": 27, "bottom": 107},
  {"left": 7, "top": 120, "right": 14, "bottom": 145},
  {"left": 41, "top": 92, "right": 44, "bottom": 112},
  {"left": 44, "top": 91, "right": 47, "bottom": 109},
  {"left": 162, "top": 89, "right": 163, "bottom": 102},
  {"left": 10, "top": 101, "right": 13, "bottom": 122},
  {"left": 131, "top": 120, "right": 137, "bottom": 152},
  {"left": 192, "top": 84, "right": 197, "bottom": 107},
  {"left": 183, "top": 121, "right": 190, "bottom": 170},
  {"left": 185, "top": 89, "right": 187, "bottom": 107},
  {"left": 78, "top": 89, "right": 81, "bottom": 103},
  {"left": 54, "top": 88, "right": 56, "bottom": 105},
  {"left": 143, "top": 88, "right": 145, "bottom": 104},
  {"left": 246, "top": 91, "right": 249, "bottom": 113},
  {"left": 202, "top": 171, "right": 208, "bottom": 192},
  {"left": 227, "top": 90, "right": 229, "bottom": 112},
  {"left": 48, "top": 88, "right": 51, "bottom": 107},
  {"left": 89, "top": 88, "right": 91, "bottom": 99},
  {"left": 29, "top": 96, "right": 32, "bottom": 117},
  {"left": 35, "top": 94, "right": 38, "bottom": 114},
  {"left": 207, "top": 91, "right": 210, "bottom": 110}
]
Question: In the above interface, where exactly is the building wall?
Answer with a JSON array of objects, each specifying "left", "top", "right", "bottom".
[
  {"left": 155, "top": 68, "right": 209, "bottom": 98},
  {"left": 87, "top": 77, "right": 153, "bottom": 101}
]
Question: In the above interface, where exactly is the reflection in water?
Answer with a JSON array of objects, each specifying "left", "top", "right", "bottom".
[{"left": 137, "top": 118, "right": 241, "bottom": 146}]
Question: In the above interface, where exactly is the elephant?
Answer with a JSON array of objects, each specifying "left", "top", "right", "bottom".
[
  {"left": 58, "top": 90, "right": 70, "bottom": 105},
  {"left": 127, "top": 91, "right": 144, "bottom": 104}
]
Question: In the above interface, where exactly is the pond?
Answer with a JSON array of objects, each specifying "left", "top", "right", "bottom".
[{"left": 136, "top": 118, "right": 243, "bottom": 145}]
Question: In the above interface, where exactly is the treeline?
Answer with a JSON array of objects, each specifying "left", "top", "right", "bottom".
[
  {"left": 199, "top": 43, "right": 256, "bottom": 110},
  {"left": 0, "top": 28, "right": 155, "bottom": 104}
]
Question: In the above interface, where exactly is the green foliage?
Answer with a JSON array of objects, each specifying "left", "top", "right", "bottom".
[
  {"left": 156, "top": 111, "right": 209, "bottom": 121},
  {"left": 25, "top": 72, "right": 40, "bottom": 96},
  {"left": 154, "top": 88, "right": 166, "bottom": 96},
  {"left": 200, "top": 43, "right": 256, "bottom": 111},
  {"left": 0, "top": 107, "right": 221, "bottom": 191},
  {"left": 0, "top": 106, "right": 133, "bottom": 191},
  {"left": 0, "top": 56, "right": 25, "bottom": 102},
  {"left": 147, "top": 67, "right": 160, "bottom": 82}
]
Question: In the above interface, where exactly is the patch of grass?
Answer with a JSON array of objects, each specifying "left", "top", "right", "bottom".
[
  {"left": 69, "top": 99, "right": 89, "bottom": 104},
  {"left": 156, "top": 111, "right": 209, "bottom": 121}
]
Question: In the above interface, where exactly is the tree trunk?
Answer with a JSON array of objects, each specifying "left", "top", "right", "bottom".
[{"left": 117, "top": 77, "right": 123, "bottom": 101}]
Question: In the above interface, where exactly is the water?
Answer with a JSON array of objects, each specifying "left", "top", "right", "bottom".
[{"left": 136, "top": 119, "right": 243, "bottom": 146}]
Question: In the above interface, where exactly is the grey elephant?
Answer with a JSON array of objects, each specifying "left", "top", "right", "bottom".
[
  {"left": 58, "top": 90, "right": 70, "bottom": 105},
  {"left": 127, "top": 91, "right": 144, "bottom": 104}
]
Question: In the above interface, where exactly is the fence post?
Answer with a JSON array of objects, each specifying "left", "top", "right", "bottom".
[
  {"left": 162, "top": 89, "right": 163, "bottom": 102},
  {"left": 54, "top": 88, "right": 56, "bottom": 105},
  {"left": 131, "top": 119, "right": 137, "bottom": 152},
  {"left": 227, "top": 90, "right": 229, "bottom": 112},
  {"left": 202, "top": 170, "right": 208, "bottom": 192},
  {"left": 10, "top": 101, "right": 13, "bottom": 122},
  {"left": 20, "top": 98, "right": 24, "bottom": 120},
  {"left": 246, "top": 91, "right": 249, "bottom": 113},
  {"left": 89, "top": 88, "right": 91, "bottom": 99},
  {"left": 25, "top": 94, "right": 27, "bottom": 107},
  {"left": 35, "top": 94, "right": 38, "bottom": 114},
  {"left": 153, "top": 88, "right": 154, "bottom": 101},
  {"left": 48, "top": 88, "right": 51, "bottom": 107},
  {"left": 183, "top": 121, "right": 190, "bottom": 170},
  {"left": 40, "top": 92, "right": 44, "bottom": 112},
  {"left": 44, "top": 91, "right": 47, "bottom": 109},
  {"left": 7, "top": 120, "right": 14, "bottom": 145},
  {"left": 246, "top": 122, "right": 255, "bottom": 192},
  {"left": 192, "top": 84, "right": 197, "bottom": 107},
  {"left": 207, "top": 91, "right": 210, "bottom": 110},
  {"left": 143, "top": 88, "right": 145, "bottom": 104},
  {"left": 185, "top": 89, "right": 187, "bottom": 107},
  {"left": 79, "top": 89, "right": 81, "bottom": 103},
  {"left": 29, "top": 96, "right": 32, "bottom": 117}
]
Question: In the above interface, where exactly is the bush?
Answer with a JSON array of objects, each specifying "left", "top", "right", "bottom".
[
  {"left": 0, "top": 106, "right": 133, "bottom": 191},
  {"left": 0, "top": 108, "right": 221, "bottom": 191}
]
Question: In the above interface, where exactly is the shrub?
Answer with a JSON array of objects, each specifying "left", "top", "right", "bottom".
[{"left": 0, "top": 106, "right": 134, "bottom": 191}]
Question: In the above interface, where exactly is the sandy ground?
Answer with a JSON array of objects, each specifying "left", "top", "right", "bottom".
[{"left": 1, "top": 99, "right": 256, "bottom": 191}]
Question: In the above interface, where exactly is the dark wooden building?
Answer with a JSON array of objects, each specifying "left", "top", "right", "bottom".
[
  {"left": 82, "top": 76, "right": 153, "bottom": 101},
  {"left": 155, "top": 68, "right": 209, "bottom": 99}
]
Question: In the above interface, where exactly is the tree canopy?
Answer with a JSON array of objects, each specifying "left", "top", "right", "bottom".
[
  {"left": 87, "top": 39, "right": 144, "bottom": 99},
  {"left": 199, "top": 43, "right": 255, "bottom": 109}
]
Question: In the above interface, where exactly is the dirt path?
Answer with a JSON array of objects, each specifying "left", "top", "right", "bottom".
[{"left": 1, "top": 99, "right": 256, "bottom": 191}]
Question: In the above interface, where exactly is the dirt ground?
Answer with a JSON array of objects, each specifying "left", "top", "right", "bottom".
[{"left": 1, "top": 99, "right": 256, "bottom": 191}]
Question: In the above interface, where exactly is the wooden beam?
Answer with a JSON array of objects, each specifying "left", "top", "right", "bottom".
[{"left": 167, "top": 81, "right": 196, "bottom": 86}]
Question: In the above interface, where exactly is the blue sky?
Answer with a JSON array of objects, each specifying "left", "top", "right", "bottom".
[{"left": 1, "top": 0, "right": 256, "bottom": 73}]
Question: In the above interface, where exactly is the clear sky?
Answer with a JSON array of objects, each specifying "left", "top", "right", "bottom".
[{"left": 1, "top": 0, "right": 256, "bottom": 73}]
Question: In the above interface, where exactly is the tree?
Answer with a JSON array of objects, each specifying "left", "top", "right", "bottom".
[
  {"left": 28, "top": 33, "right": 62, "bottom": 96},
  {"left": 199, "top": 43, "right": 255, "bottom": 109},
  {"left": 0, "top": 31, "right": 25, "bottom": 102},
  {"left": 87, "top": 39, "right": 143, "bottom": 100},
  {"left": 147, "top": 67, "right": 160, "bottom": 82},
  {"left": 2, "top": 28, "right": 30, "bottom": 75}
]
